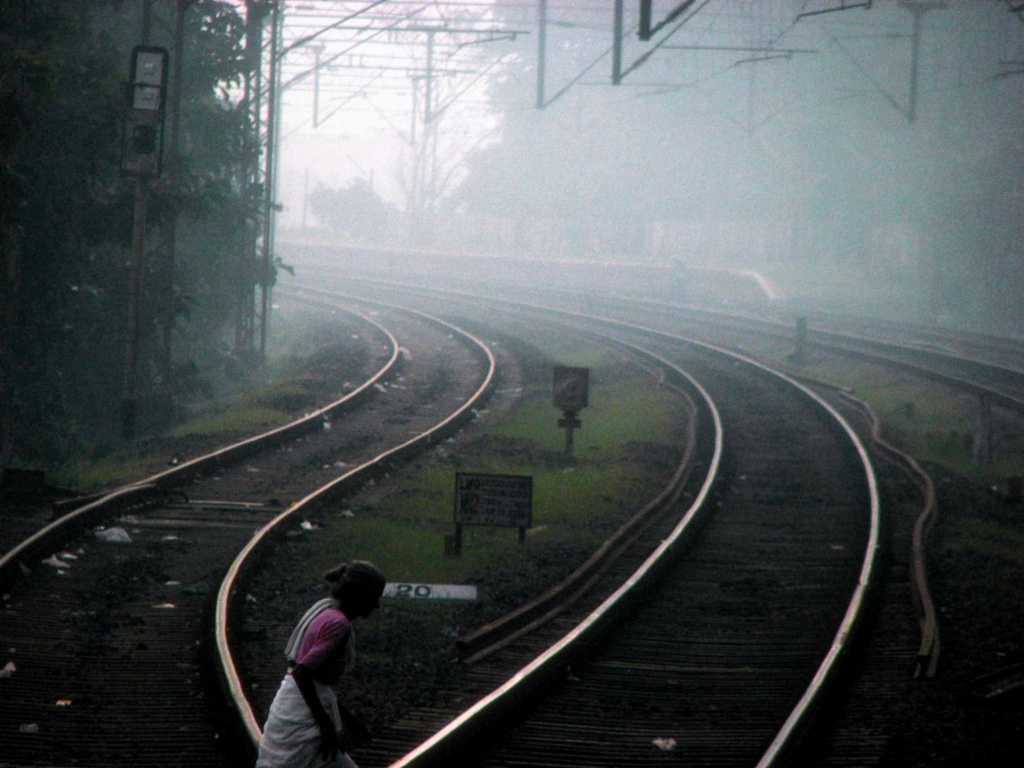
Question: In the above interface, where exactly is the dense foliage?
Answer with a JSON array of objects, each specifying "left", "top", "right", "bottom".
[{"left": 1, "top": 1, "right": 271, "bottom": 471}]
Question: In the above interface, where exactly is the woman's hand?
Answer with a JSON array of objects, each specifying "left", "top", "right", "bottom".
[
  {"left": 292, "top": 664, "right": 342, "bottom": 760},
  {"left": 316, "top": 721, "right": 341, "bottom": 761}
]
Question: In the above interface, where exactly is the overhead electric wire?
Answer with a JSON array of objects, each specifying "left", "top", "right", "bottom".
[
  {"left": 281, "top": 4, "right": 434, "bottom": 91},
  {"left": 280, "top": 0, "right": 389, "bottom": 57},
  {"left": 618, "top": 0, "right": 715, "bottom": 81}
]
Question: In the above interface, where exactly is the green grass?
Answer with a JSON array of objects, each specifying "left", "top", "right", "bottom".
[
  {"left": 779, "top": 356, "right": 1021, "bottom": 482},
  {"left": 166, "top": 374, "right": 338, "bottom": 438},
  {"left": 169, "top": 405, "right": 288, "bottom": 438},
  {"left": 64, "top": 455, "right": 164, "bottom": 490},
  {"left": 488, "top": 379, "right": 675, "bottom": 453},
  {"left": 299, "top": 352, "right": 689, "bottom": 590}
]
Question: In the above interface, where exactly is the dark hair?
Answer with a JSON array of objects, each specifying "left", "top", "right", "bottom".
[{"left": 325, "top": 561, "right": 386, "bottom": 601}]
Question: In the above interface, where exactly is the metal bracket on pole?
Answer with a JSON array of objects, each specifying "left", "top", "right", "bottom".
[
  {"left": 796, "top": 1, "right": 872, "bottom": 19},
  {"left": 639, "top": 0, "right": 700, "bottom": 42}
]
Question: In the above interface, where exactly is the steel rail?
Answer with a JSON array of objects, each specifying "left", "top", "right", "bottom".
[
  {"left": 598, "top": 293, "right": 1024, "bottom": 409},
  {"left": 138, "top": 303, "right": 401, "bottom": 490},
  {"left": 0, "top": 303, "right": 399, "bottom": 593},
  {"left": 473, "top": 285, "right": 970, "bottom": 685},
  {"left": 338, "top": 275, "right": 1024, "bottom": 410},
  {"left": 286, "top": 268, "right": 1024, "bottom": 763},
  {"left": 455, "top": 338, "right": 704, "bottom": 664},
  {"left": 387, "top": 332, "right": 725, "bottom": 768},
  {"left": 280, "top": 285, "right": 711, "bottom": 669},
  {"left": 740, "top": 357, "right": 881, "bottom": 768},
  {"left": 534, "top": 312, "right": 883, "bottom": 768},
  {"left": 831, "top": 387, "right": 940, "bottom": 678},
  {"left": 308, "top": 281, "right": 883, "bottom": 768},
  {"left": 214, "top": 294, "right": 499, "bottom": 755}
]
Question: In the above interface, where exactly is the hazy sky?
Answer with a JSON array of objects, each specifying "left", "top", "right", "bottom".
[{"left": 271, "top": 1, "right": 1023, "bottom": 226}]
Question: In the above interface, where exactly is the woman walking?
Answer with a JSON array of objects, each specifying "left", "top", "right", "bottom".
[{"left": 256, "top": 561, "right": 386, "bottom": 768}]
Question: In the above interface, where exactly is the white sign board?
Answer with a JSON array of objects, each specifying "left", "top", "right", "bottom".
[{"left": 384, "top": 583, "right": 478, "bottom": 601}]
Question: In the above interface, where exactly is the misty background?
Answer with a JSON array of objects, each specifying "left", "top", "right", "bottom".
[
  {"left": 1, "top": 1, "right": 1021, "bottom": 472},
  {"left": 277, "top": 1, "right": 1024, "bottom": 331}
]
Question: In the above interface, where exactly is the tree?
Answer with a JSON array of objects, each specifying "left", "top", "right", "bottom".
[
  {"left": 308, "top": 178, "right": 394, "bottom": 241},
  {"left": 0, "top": 0, "right": 268, "bottom": 470}
]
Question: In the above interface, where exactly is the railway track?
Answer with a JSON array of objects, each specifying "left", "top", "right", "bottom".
[
  {"left": 285, "top": 291, "right": 880, "bottom": 768},
  {"left": 799, "top": 311, "right": 1023, "bottom": 373},
  {"left": 295, "top": 275, "right": 1016, "bottom": 765},
  {"left": 3, "top": 270, "right": 1016, "bottom": 766},
  {"left": 0, "top": 297, "right": 496, "bottom": 767},
  {"left": 281, "top": 278, "right": 1012, "bottom": 765}
]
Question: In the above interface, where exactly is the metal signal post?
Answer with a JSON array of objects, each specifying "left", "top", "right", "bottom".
[
  {"left": 553, "top": 366, "right": 589, "bottom": 456},
  {"left": 121, "top": 45, "right": 168, "bottom": 438}
]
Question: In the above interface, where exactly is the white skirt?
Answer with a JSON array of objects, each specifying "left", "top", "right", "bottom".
[{"left": 255, "top": 674, "right": 358, "bottom": 768}]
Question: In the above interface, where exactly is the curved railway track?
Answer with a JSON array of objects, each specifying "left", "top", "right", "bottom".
[
  {"left": 347, "top": 275, "right": 1024, "bottom": 410},
  {"left": 290, "top": 272, "right": 1019, "bottom": 766},
  {"left": 269, "top": 286, "right": 881, "bottom": 768},
  {"left": 0, "top": 298, "right": 496, "bottom": 767},
  {"left": 3, "top": 266, "right": 1017, "bottom": 767},
  {"left": 321, "top": 277, "right": 1021, "bottom": 680},
  {"left": 245, "top": 262, "right": 1015, "bottom": 765},
  {"left": 800, "top": 310, "right": 1023, "bottom": 373}
]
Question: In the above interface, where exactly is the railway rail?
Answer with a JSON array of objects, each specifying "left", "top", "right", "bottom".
[
  {"left": 270, "top": 285, "right": 881, "bottom": 768},
  {"left": 341, "top": 275, "right": 1024, "bottom": 411},
  {"left": 0, "top": 297, "right": 496, "bottom": 767},
  {"left": 2, "top": 268, "right": 1017, "bottom": 766},
  {"left": 232, "top": 273, "right": 1020, "bottom": 767}
]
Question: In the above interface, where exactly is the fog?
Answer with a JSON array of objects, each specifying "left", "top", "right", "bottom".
[{"left": 273, "top": 1, "right": 1024, "bottom": 334}]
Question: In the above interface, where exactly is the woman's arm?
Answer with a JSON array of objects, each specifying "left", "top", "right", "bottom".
[{"left": 291, "top": 663, "right": 340, "bottom": 760}]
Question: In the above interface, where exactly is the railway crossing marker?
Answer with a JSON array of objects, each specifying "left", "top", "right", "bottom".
[{"left": 553, "top": 366, "right": 589, "bottom": 455}]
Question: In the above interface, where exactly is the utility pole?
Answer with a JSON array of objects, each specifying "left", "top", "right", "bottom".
[
  {"left": 122, "top": 168, "right": 149, "bottom": 438},
  {"left": 422, "top": 28, "right": 437, "bottom": 223},
  {"left": 238, "top": 0, "right": 266, "bottom": 358},
  {"left": 536, "top": 0, "right": 548, "bottom": 108},
  {"left": 258, "top": 2, "right": 282, "bottom": 360},
  {"left": 0, "top": 201, "right": 16, "bottom": 466},
  {"left": 406, "top": 27, "right": 440, "bottom": 240},
  {"left": 311, "top": 43, "right": 323, "bottom": 127},
  {"left": 238, "top": 0, "right": 284, "bottom": 364},
  {"left": 612, "top": 0, "right": 624, "bottom": 85},
  {"left": 820, "top": 1, "right": 943, "bottom": 124},
  {"left": 901, "top": 2, "right": 945, "bottom": 123}
]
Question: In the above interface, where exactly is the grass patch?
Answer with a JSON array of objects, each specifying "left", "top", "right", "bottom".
[
  {"left": 298, "top": 364, "right": 688, "bottom": 595},
  {"left": 168, "top": 405, "right": 287, "bottom": 438},
  {"left": 50, "top": 314, "right": 365, "bottom": 489},
  {"left": 777, "top": 355, "right": 1020, "bottom": 483},
  {"left": 59, "top": 455, "right": 162, "bottom": 490},
  {"left": 488, "top": 363, "right": 680, "bottom": 454},
  {"left": 167, "top": 374, "right": 340, "bottom": 439},
  {"left": 953, "top": 519, "right": 1024, "bottom": 569}
]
